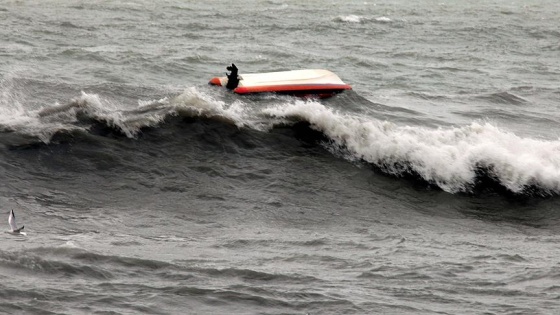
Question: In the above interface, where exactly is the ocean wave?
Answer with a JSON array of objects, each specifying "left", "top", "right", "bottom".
[
  {"left": 476, "top": 91, "right": 528, "bottom": 105},
  {"left": 0, "top": 74, "right": 83, "bottom": 145},
  {"left": 0, "top": 249, "right": 113, "bottom": 279},
  {"left": 10, "top": 246, "right": 182, "bottom": 275},
  {"left": 3, "top": 246, "right": 317, "bottom": 287},
  {"left": 1, "top": 87, "right": 251, "bottom": 145},
  {"left": 5, "top": 86, "right": 560, "bottom": 196},
  {"left": 263, "top": 100, "right": 560, "bottom": 195},
  {"left": 189, "top": 266, "right": 318, "bottom": 283}
]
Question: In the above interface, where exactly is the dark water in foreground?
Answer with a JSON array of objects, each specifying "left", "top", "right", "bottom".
[{"left": 1, "top": 1, "right": 560, "bottom": 314}]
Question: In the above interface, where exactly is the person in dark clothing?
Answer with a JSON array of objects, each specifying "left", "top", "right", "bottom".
[{"left": 226, "top": 63, "right": 240, "bottom": 90}]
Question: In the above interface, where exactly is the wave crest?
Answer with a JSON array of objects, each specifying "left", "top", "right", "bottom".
[
  {"left": 3, "top": 87, "right": 251, "bottom": 145},
  {"left": 263, "top": 101, "right": 560, "bottom": 195}
]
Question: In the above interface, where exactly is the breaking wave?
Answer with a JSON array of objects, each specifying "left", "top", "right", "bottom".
[
  {"left": 2, "top": 85, "right": 560, "bottom": 196},
  {"left": 0, "top": 87, "right": 252, "bottom": 145},
  {"left": 263, "top": 100, "right": 560, "bottom": 196}
]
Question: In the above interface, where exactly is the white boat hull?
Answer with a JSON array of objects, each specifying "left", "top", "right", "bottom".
[{"left": 209, "top": 69, "right": 351, "bottom": 98}]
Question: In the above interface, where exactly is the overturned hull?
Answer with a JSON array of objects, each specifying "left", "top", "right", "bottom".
[{"left": 209, "top": 69, "right": 352, "bottom": 98}]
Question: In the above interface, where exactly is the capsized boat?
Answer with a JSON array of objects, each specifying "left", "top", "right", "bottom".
[{"left": 209, "top": 67, "right": 352, "bottom": 98}]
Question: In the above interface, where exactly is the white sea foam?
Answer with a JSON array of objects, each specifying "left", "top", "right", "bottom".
[
  {"left": 336, "top": 15, "right": 364, "bottom": 23},
  {"left": 0, "top": 73, "right": 76, "bottom": 143},
  {"left": 0, "top": 90, "right": 133, "bottom": 142},
  {"left": 1, "top": 85, "right": 255, "bottom": 144},
  {"left": 0, "top": 70, "right": 25, "bottom": 118},
  {"left": 7, "top": 83, "right": 560, "bottom": 194},
  {"left": 375, "top": 16, "right": 392, "bottom": 23},
  {"left": 49, "top": 91, "right": 137, "bottom": 137},
  {"left": 263, "top": 100, "right": 560, "bottom": 194},
  {"left": 335, "top": 15, "right": 392, "bottom": 24},
  {"left": 169, "top": 87, "right": 250, "bottom": 128}
]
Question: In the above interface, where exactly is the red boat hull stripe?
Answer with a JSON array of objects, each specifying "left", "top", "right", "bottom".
[{"left": 234, "top": 84, "right": 352, "bottom": 94}]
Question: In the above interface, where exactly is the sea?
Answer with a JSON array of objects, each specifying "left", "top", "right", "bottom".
[{"left": 0, "top": 0, "right": 559, "bottom": 314}]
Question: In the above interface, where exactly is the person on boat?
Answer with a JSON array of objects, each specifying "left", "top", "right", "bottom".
[{"left": 226, "top": 63, "right": 240, "bottom": 89}]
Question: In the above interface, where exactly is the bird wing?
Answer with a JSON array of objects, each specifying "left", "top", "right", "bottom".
[{"left": 8, "top": 210, "right": 18, "bottom": 231}]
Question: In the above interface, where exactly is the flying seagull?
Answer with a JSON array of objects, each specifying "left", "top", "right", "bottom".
[{"left": 8, "top": 209, "right": 24, "bottom": 234}]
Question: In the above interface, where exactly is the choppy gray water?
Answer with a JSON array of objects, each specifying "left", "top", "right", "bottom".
[{"left": 1, "top": 1, "right": 560, "bottom": 314}]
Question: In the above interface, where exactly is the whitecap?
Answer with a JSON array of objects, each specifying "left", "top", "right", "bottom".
[
  {"left": 262, "top": 100, "right": 560, "bottom": 194},
  {"left": 375, "top": 16, "right": 392, "bottom": 23},
  {"left": 335, "top": 15, "right": 364, "bottom": 23}
]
